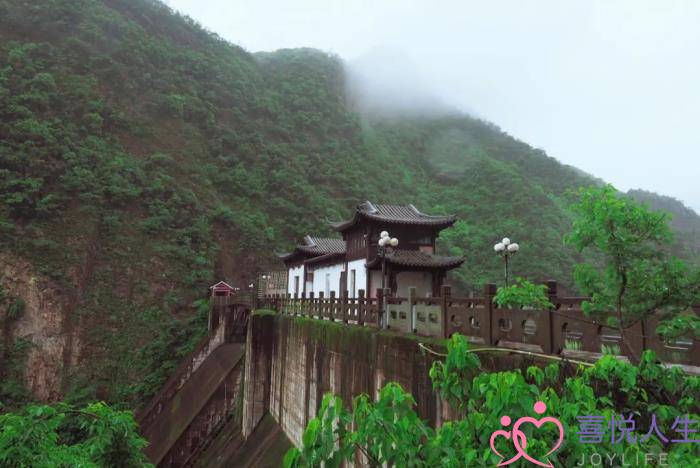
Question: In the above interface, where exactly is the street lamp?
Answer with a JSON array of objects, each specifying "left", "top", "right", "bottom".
[
  {"left": 494, "top": 237, "right": 519, "bottom": 286},
  {"left": 378, "top": 231, "right": 399, "bottom": 291}
]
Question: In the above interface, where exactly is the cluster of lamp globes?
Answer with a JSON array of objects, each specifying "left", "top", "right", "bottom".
[
  {"left": 378, "top": 231, "right": 399, "bottom": 248},
  {"left": 494, "top": 237, "right": 519, "bottom": 254}
]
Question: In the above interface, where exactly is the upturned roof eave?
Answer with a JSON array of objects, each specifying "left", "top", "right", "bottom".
[
  {"left": 303, "top": 251, "right": 345, "bottom": 266},
  {"left": 365, "top": 254, "right": 465, "bottom": 270}
]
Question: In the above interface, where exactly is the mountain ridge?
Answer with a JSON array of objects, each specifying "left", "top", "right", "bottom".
[{"left": 0, "top": 0, "right": 697, "bottom": 407}]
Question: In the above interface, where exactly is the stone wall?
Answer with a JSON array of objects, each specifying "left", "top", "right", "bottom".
[{"left": 241, "top": 312, "right": 274, "bottom": 438}]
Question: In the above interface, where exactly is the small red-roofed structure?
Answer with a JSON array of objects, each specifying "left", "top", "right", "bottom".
[{"left": 209, "top": 281, "right": 235, "bottom": 297}]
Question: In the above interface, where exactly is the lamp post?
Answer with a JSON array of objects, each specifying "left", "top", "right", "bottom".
[
  {"left": 493, "top": 237, "right": 519, "bottom": 286},
  {"left": 377, "top": 231, "right": 398, "bottom": 330},
  {"left": 377, "top": 231, "right": 399, "bottom": 292}
]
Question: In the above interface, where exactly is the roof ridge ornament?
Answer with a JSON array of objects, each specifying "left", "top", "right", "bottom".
[{"left": 364, "top": 200, "right": 379, "bottom": 213}]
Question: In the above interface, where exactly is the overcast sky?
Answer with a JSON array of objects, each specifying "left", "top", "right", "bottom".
[{"left": 167, "top": 0, "right": 700, "bottom": 212}]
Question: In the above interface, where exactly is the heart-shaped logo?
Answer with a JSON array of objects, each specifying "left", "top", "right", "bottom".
[
  {"left": 489, "top": 428, "right": 527, "bottom": 466},
  {"left": 512, "top": 416, "right": 564, "bottom": 467},
  {"left": 488, "top": 401, "right": 564, "bottom": 467}
]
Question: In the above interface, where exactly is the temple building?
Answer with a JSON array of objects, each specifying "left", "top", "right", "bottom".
[{"left": 279, "top": 201, "right": 464, "bottom": 298}]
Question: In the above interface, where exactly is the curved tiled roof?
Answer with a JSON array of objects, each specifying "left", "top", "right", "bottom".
[
  {"left": 366, "top": 250, "right": 464, "bottom": 270},
  {"left": 297, "top": 236, "right": 346, "bottom": 255},
  {"left": 278, "top": 235, "right": 346, "bottom": 262},
  {"left": 330, "top": 201, "right": 456, "bottom": 231}
]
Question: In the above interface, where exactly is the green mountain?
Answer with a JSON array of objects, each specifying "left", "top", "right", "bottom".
[{"left": 0, "top": 0, "right": 697, "bottom": 407}]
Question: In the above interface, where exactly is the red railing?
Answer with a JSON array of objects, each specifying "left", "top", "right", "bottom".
[{"left": 258, "top": 282, "right": 700, "bottom": 367}]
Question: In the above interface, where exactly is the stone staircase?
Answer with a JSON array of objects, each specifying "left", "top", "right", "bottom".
[{"left": 137, "top": 301, "right": 251, "bottom": 466}]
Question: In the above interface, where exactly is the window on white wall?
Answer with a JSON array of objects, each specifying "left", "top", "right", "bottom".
[
  {"left": 325, "top": 273, "right": 330, "bottom": 296},
  {"left": 294, "top": 276, "right": 300, "bottom": 296},
  {"left": 350, "top": 269, "right": 356, "bottom": 298}
]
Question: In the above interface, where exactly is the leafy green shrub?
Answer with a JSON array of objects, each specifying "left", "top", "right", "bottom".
[
  {"left": 493, "top": 277, "right": 553, "bottom": 309},
  {"left": 0, "top": 402, "right": 152, "bottom": 467}
]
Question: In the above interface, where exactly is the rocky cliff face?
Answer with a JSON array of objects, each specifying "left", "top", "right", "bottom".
[{"left": 1, "top": 254, "right": 79, "bottom": 401}]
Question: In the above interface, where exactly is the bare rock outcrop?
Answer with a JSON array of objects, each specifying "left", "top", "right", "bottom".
[{"left": 1, "top": 254, "right": 77, "bottom": 401}]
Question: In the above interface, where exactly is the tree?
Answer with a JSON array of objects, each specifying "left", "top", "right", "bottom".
[
  {"left": 566, "top": 185, "right": 700, "bottom": 362},
  {"left": 284, "top": 334, "right": 700, "bottom": 467},
  {"left": 0, "top": 402, "right": 152, "bottom": 467}
]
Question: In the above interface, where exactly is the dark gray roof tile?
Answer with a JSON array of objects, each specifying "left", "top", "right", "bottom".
[{"left": 330, "top": 201, "right": 455, "bottom": 231}]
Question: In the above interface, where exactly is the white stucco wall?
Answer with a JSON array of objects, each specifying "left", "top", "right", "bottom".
[
  {"left": 396, "top": 271, "right": 433, "bottom": 298},
  {"left": 369, "top": 269, "right": 382, "bottom": 298},
  {"left": 309, "top": 262, "right": 345, "bottom": 297},
  {"left": 346, "top": 259, "right": 366, "bottom": 298},
  {"left": 287, "top": 265, "right": 304, "bottom": 296}
]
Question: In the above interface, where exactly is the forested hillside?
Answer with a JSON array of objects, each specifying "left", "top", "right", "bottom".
[
  {"left": 0, "top": 0, "right": 697, "bottom": 408},
  {"left": 627, "top": 189, "right": 700, "bottom": 257}
]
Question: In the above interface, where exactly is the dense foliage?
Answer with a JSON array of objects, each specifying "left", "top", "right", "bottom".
[
  {"left": 0, "top": 0, "right": 697, "bottom": 407},
  {"left": 284, "top": 335, "right": 700, "bottom": 467},
  {"left": 567, "top": 186, "right": 700, "bottom": 360},
  {"left": 493, "top": 278, "right": 554, "bottom": 309},
  {"left": 0, "top": 401, "right": 151, "bottom": 467}
]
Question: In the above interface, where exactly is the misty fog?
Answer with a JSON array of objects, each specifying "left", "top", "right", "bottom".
[{"left": 166, "top": 0, "right": 700, "bottom": 213}]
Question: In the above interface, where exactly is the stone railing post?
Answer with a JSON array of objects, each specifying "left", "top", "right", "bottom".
[
  {"left": 546, "top": 280, "right": 557, "bottom": 354},
  {"left": 485, "top": 283, "right": 497, "bottom": 346},
  {"left": 440, "top": 284, "right": 451, "bottom": 338},
  {"left": 408, "top": 286, "right": 416, "bottom": 333},
  {"left": 380, "top": 288, "right": 390, "bottom": 328}
]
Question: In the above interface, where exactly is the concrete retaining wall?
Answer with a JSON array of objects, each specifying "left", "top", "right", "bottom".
[{"left": 244, "top": 314, "right": 445, "bottom": 447}]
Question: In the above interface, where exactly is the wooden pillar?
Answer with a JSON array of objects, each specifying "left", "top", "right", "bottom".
[
  {"left": 308, "top": 292, "right": 314, "bottom": 318},
  {"left": 341, "top": 289, "right": 348, "bottom": 324},
  {"left": 318, "top": 291, "right": 324, "bottom": 320},
  {"left": 358, "top": 289, "right": 365, "bottom": 326},
  {"left": 330, "top": 291, "right": 336, "bottom": 322},
  {"left": 408, "top": 286, "right": 416, "bottom": 333}
]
